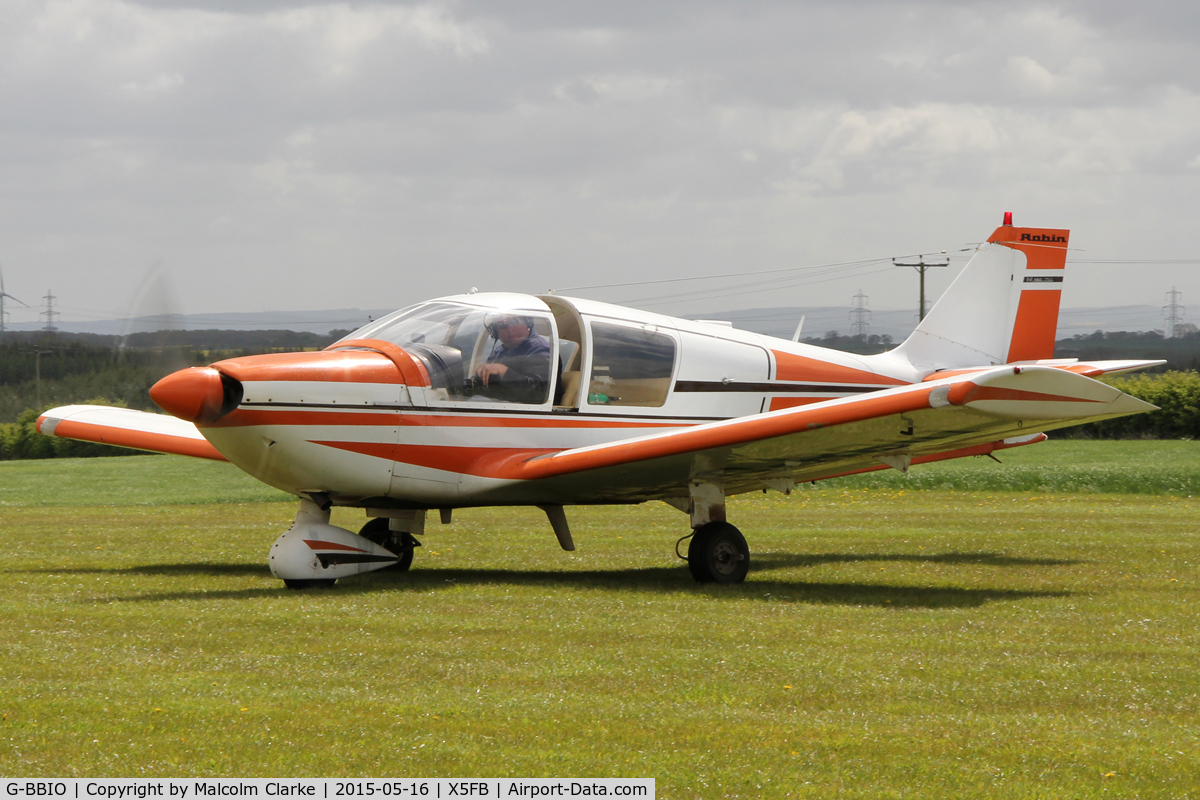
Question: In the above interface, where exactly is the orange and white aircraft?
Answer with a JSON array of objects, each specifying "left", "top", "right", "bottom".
[{"left": 39, "top": 215, "right": 1160, "bottom": 588}]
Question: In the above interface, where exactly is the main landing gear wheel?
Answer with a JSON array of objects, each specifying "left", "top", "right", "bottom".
[
  {"left": 359, "top": 518, "right": 416, "bottom": 571},
  {"left": 688, "top": 521, "right": 750, "bottom": 584}
]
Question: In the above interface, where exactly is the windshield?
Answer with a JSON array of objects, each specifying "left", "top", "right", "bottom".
[
  {"left": 341, "top": 302, "right": 471, "bottom": 348},
  {"left": 336, "top": 302, "right": 557, "bottom": 404}
]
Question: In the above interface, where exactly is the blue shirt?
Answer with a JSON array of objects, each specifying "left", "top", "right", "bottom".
[{"left": 485, "top": 332, "right": 553, "bottom": 403}]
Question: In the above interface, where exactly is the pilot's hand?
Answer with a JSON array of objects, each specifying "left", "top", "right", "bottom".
[{"left": 475, "top": 363, "right": 509, "bottom": 385}]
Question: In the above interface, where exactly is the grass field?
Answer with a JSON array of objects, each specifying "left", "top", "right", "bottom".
[{"left": 1, "top": 441, "right": 1198, "bottom": 797}]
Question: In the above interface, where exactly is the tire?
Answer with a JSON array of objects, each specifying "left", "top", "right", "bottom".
[
  {"left": 359, "top": 518, "right": 416, "bottom": 571},
  {"left": 688, "top": 521, "right": 750, "bottom": 584},
  {"left": 283, "top": 579, "right": 337, "bottom": 589}
]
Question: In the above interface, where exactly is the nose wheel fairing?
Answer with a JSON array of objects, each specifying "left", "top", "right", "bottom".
[{"left": 269, "top": 499, "right": 402, "bottom": 585}]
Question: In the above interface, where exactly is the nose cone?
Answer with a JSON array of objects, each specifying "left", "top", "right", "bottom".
[{"left": 150, "top": 367, "right": 232, "bottom": 423}]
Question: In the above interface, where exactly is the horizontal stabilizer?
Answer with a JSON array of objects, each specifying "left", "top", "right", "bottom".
[{"left": 924, "top": 359, "right": 1167, "bottom": 382}]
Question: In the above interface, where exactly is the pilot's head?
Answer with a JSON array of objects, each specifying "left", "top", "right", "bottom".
[{"left": 489, "top": 315, "right": 533, "bottom": 349}]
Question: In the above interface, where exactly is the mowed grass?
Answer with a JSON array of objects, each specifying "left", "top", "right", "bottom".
[{"left": 0, "top": 441, "right": 1197, "bottom": 797}]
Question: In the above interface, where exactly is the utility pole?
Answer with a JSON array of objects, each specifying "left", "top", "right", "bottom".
[
  {"left": 849, "top": 289, "right": 871, "bottom": 338},
  {"left": 893, "top": 254, "right": 950, "bottom": 321},
  {"left": 0, "top": 264, "right": 29, "bottom": 333},
  {"left": 1164, "top": 287, "right": 1185, "bottom": 338},
  {"left": 41, "top": 290, "right": 58, "bottom": 332}
]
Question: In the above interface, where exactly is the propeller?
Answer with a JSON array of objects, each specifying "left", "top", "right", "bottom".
[{"left": 120, "top": 261, "right": 183, "bottom": 352}]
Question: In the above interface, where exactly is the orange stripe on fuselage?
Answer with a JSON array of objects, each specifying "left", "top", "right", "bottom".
[
  {"left": 313, "top": 440, "right": 561, "bottom": 477},
  {"left": 771, "top": 351, "right": 907, "bottom": 386}
]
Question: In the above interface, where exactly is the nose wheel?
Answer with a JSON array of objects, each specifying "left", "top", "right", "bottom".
[{"left": 688, "top": 521, "right": 750, "bottom": 584}]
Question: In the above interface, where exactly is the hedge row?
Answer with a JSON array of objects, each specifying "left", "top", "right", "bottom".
[
  {"left": 0, "top": 402, "right": 144, "bottom": 460},
  {"left": 1067, "top": 370, "right": 1200, "bottom": 439}
]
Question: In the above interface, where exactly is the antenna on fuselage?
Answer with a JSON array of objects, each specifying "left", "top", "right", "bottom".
[{"left": 791, "top": 315, "right": 806, "bottom": 342}]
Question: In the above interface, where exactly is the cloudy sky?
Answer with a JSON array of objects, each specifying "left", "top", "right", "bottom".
[{"left": 2, "top": 0, "right": 1199, "bottom": 329}]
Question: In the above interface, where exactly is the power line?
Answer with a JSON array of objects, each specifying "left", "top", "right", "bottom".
[
  {"left": 893, "top": 254, "right": 950, "bottom": 321},
  {"left": 41, "top": 290, "right": 58, "bottom": 333},
  {"left": 617, "top": 265, "right": 898, "bottom": 309},
  {"left": 849, "top": 289, "right": 870, "bottom": 337},
  {"left": 1164, "top": 287, "right": 1185, "bottom": 338},
  {"left": 548, "top": 254, "right": 946, "bottom": 295}
]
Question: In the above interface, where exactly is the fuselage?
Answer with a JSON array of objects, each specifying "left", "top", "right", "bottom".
[{"left": 158, "top": 293, "right": 924, "bottom": 508}]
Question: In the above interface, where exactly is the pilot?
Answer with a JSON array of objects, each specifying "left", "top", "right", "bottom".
[{"left": 474, "top": 314, "right": 559, "bottom": 403}]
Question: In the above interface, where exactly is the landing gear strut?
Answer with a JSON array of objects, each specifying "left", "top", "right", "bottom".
[
  {"left": 688, "top": 521, "right": 750, "bottom": 584},
  {"left": 677, "top": 480, "right": 751, "bottom": 584}
]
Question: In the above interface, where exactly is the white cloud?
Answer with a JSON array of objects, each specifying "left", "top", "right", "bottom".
[
  {"left": 1, "top": 0, "right": 1199, "bottom": 323},
  {"left": 1003, "top": 55, "right": 1105, "bottom": 98},
  {"left": 119, "top": 71, "right": 184, "bottom": 100}
]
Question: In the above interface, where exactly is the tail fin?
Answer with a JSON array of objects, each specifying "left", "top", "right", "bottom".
[{"left": 894, "top": 216, "right": 1069, "bottom": 372}]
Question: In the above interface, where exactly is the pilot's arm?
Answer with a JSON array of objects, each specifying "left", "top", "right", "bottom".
[{"left": 477, "top": 335, "right": 552, "bottom": 402}]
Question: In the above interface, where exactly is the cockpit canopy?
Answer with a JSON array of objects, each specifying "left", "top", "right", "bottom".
[{"left": 338, "top": 300, "right": 558, "bottom": 404}]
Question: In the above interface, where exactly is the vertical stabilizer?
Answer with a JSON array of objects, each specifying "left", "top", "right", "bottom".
[{"left": 894, "top": 217, "right": 1069, "bottom": 372}]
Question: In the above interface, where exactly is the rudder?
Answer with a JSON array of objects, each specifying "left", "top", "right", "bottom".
[{"left": 991, "top": 222, "right": 1069, "bottom": 362}]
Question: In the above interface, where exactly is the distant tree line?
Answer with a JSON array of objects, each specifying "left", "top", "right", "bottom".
[
  {"left": 802, "top": 332, "right": 895, "bottom": 354},
  {"left": 1056, "top": 328, "right": 1200, "bottom": 372}
]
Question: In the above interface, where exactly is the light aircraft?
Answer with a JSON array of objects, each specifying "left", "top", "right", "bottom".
[{"left": 39, "top": 215, "right": 1161, "bottom": 588}]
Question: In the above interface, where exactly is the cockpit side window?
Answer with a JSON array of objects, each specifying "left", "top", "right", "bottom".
[{"left": 468, "top": 313, "right": 557, "bottom": 404}]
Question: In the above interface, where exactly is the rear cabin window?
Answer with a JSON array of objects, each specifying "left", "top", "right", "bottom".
[{"left": 587, "top": 322, "right": 676, "bottom": 407}]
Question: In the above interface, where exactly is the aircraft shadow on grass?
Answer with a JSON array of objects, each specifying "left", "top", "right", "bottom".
[
  {"left": 753, "top": 552, "right": 1085, "bottom": 569},
  {"left": 18, "top": 563, "right": 266, "bottom": 577},
  {"left": 29, "top": 551, "right": 1074, "bottom": 609}
]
